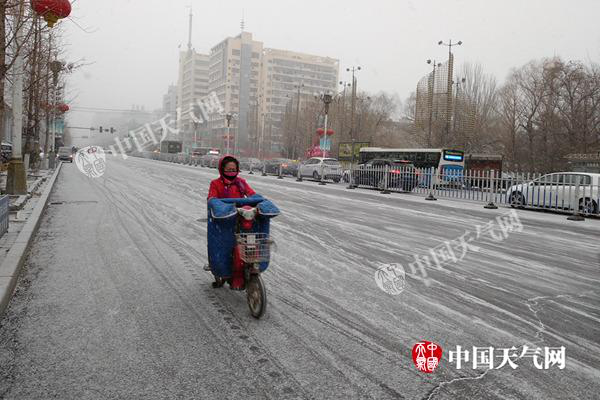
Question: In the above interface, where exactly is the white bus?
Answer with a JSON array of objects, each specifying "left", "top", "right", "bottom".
[
  {"left": 359, "top": 148, "right": 464, "bottom": 169},
  {"left": 358, "top": 147, "right": 465, "bottom": 184}
]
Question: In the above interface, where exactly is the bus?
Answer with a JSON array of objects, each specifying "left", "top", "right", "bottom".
[{"left": 358, "top": 147, "right": 465, "bottom": 185}]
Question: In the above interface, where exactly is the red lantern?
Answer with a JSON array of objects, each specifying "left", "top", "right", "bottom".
[
  {"left": 57, "top": 103, "right": 69, "bottom": 113},
  {"left": 316, "top": 128, "right": 325, "bottom": 136},
  {"left": 31, "top": 0, "right": 72, "bottom": 28},
  {"left": 326, "top": 129, "right": 334, "bottom": 136}
]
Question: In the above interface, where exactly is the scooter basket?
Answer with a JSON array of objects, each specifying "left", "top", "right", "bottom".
[{"left": 235, "top": 233, "right": 272, "bottom": 263}]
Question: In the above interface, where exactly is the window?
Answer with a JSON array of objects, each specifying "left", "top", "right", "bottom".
[{"left": 575, "top": 175, "right": 592, "bottom": 185}]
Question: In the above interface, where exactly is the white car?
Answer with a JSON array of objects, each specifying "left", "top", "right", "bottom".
[
  {"left": 507, "top": 172, "right": 599, "bottom": 214},
  {"left": 299, "top": 157, "right": 342, "bottom": 182}
]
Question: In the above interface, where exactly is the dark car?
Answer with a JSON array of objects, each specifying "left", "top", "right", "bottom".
[
  {"left": 58, "top": 146, "right": 74, "bottom": 163},
  {"left": 281, "top": 160, "right": 300, "bottom": 176},
  {"left": 239, "top": 158, "right": 264, "bottom": 172},
  {"left": 352, "top": 159, "right": 419, "bottom": 191},
  {"left": 264, "top": 158, "right": 290, "bottom": 175}
]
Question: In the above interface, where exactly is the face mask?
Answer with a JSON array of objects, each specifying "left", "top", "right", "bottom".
[{"left": 223, "top": 171, "right": 238, "bottom": 180}]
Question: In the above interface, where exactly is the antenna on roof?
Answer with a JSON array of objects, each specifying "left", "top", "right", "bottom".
[
  {"left": 240, "top": 9, "right": 245, "bottom": 32},
  {"left": 187, "top": 5, "right": 193, "bottom": 51}
]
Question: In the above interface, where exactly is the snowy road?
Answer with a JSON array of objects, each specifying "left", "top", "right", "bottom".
[{"left": 1, "top": 156, "right": 599, "bottom": 399}]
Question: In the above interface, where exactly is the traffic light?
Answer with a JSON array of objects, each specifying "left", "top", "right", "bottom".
[
  {"left": 99, "top": 126, "right": 103, "bottom": 133},
  {"left": 110, "top": 127, "right": 116, "bottom": 134}
]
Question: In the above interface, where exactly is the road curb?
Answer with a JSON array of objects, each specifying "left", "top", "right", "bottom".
[{"left": 0, "top": 162, "right": 63, "bottom": 317}]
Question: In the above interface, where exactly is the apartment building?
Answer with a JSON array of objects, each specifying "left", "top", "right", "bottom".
[
  {"left": 207, "top": 32, "right": 263, "bottom": 155},
  {"left": 170, "top": 30, "right": 339, "bottom": 156},
  {"left": 176, "top": 49, "right": 210, "bottom": 149},
  {"left": 259, "top": 48, "right": 339, "bottom": 153}
]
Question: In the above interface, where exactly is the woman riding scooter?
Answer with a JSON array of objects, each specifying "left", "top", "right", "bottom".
[{"left": 206, "top": 155, "right": 257, "bottom": 289}]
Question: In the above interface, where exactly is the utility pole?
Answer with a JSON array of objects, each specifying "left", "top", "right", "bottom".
[
  {"left": 318, "top": 92, "right": 333, "bottom": 185},
  {"left": 293, "top": 83, "right": 303, "bottom": 160},
  {"left": 346, "top": 66, "right": 361, "bottom": 189},
  {"left": 225, "top": 113, "right": 234, "bottom": 154},
  {"left": 258, "top": 112, "right": 265, "bottom": 160},
  {"left": 6, "top": 0, "right": 27, "bottom": 194}
]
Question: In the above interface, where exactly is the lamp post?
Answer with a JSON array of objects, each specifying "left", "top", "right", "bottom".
[
  {"left": 259, "top": 112, "right": 265, "bottom": 161},
  {"left": 438, "top": 39, "right": 462, "bottom": 145},
  {"left": 225, "top": 113, "right": 235, "bottom": 154},
  {"left": 426, "top": 59, "right": 442, "bottom": 147},
  {"left": 316, "top": 92, "right": 333, "bottom": 185},
  {"left": 346, "top": 66, "right": 361, "bottom": 189},
  {"left": 293, "top": 82, "right": 304, "bottom": 160}
]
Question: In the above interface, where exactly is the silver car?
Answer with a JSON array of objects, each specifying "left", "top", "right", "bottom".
[{"left": 298, "top": 157, "right": 342, "bottom": 182}]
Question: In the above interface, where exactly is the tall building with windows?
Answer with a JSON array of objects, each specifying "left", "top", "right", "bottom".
[
  {"left": 176, "top": 49, "right": 210, "bottom": 149},
  {"left": 169, "top": 28, "right": 339, "bottom": 156},
  {"left": 208, "top": 32, "right": 263, "bottom": 154},
  {"left": 259, "top": 48, "right": 339, "bottom": 153}
]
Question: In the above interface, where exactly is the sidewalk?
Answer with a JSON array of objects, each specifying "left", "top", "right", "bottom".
[{"left": 0, "top": 164, "right": 62, "bottom": 315}]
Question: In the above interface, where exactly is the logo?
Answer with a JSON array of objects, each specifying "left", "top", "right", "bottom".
[
  {"left": 75, "top": 146, "right": 106, "bottom": 178},
  {"left": 413, "top": 341, "right": 443, "bottom": 373},
  {"left": 375, "top": 263, "right": 406, "bottom": 295}
]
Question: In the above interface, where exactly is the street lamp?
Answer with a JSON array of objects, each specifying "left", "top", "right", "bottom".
[
  {"left": 345, "top": 66, "right": 362, "bottom": 189},
  {"left": 225, "top": 113, "right": 237, "bottom": 154},
  {"left": 317, "top": 92, "right": 333, "bottom": 185}
]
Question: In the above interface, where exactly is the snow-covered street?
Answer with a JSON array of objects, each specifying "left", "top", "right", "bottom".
[{"left": 1, "top": 157, "right": 598, "bottom": 399}]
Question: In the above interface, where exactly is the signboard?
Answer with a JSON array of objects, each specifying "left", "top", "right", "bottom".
[
  {"left": 319, "top": 136, "right": 332, "bottom": 151},
  {"left": 53, "top": 119, "right": 65, "bottom": 136},
  {"left": 338, "top": 141, "right": 371, "bottom": 161},
  {"left": 443, "top": 149, "right": 465, "bottom": 162}
]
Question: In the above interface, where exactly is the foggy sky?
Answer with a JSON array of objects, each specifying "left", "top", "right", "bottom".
[{"left": 64, "top": 0, "right": 600, "bottom": 128}]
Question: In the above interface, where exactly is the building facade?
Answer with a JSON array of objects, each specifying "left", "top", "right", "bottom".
[
  {"left": 259, "top": 48, "right": 339, "bottom": 155},
  {"left": 207, "top": 32, "right": 263, "bottom": 155},
  {"left": 171, "top": 31, "right": 338, "bottom": 157},
  {"left": 176, "top": 49, "right": 210, "bottom": 149}
]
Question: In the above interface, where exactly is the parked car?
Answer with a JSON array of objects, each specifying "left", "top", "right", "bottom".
[
  {"left": 282, "top": 160, "right": 300, "bottom": 176},
  {"left": 507, "top": 172, "right": 599, "bottom": 214},
  {"left": 239, "top": 157, "right": 263, "bottom": 172},
  {"left": 208, "top": 155, "right": 220, "bottom": 168},
  {"left": 264, "top": 158, "right": 290, "bottom": 175},
  {"left": 58, "top": 146, "right": 73, "bottom": 163},
  {"left": 352, "top": 159, "right": 419, "bottom": 191},
  {"left": 298, "top": 157, "right": 342, "bottom": 182},
  {"left": 200, "top": 154, "right": 220, "bottom": 168}
]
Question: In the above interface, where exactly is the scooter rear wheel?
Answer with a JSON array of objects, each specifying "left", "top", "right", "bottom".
[{"left": 246, "top": 275, "right": 267, "bottom": 319}]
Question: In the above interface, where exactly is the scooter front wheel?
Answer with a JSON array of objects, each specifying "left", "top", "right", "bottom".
[{"left": 246, "top": 274, "right": 267, "bottom": 319}]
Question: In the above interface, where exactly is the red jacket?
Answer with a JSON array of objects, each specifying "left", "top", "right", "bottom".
[
  {"left": 207, "top": 155, "right": 257, "bottom": 200},
  {"left": 207, "top": 176, "right": 256, "bottom": 199}
]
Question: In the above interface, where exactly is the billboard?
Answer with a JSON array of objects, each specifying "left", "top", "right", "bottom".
[{"left": 338, "top": 142, "right": 371, "bottom": 161}]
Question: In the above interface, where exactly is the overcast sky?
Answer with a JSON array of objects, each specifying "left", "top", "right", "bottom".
[{"left": 64, "top": 0, "right": 600, "bottom": 126}]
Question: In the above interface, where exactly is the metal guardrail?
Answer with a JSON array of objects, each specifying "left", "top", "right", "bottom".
[
  {"left": 346, "top": 165, "right": 600, "bottom": 217},
  {"left": 130, "top": 154, "right": 600, "bottom": 218},
  {"left": 0, "top": 195, "right": 9, "bottom": 237}
]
